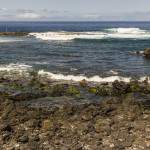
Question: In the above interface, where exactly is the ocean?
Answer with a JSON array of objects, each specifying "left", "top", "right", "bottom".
[{"left": 0, "top": 21, "right": 150, "bottom": 82}]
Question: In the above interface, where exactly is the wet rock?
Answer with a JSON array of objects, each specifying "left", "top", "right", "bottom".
[
  {"left": 130, "top": 80, "right": 141, "bottom": 92},
  {"left": 10, "top": 91, "right": 44, "bottom": 101},
  {"left": 94, "top": 118, "right": 111, "bottom": 135},
  {"left": 49, "top": 84, "right": 68, "bottom": 97},
  {"left": 30, "top": 134, "right": 40, "bottom": 142},
  {"left": 88, "top": 84, "right": 112, "bottom": 96},
  {"left": 17, "top": 134, "right": 29, "bottom": 143},
  {"left": 48, "top": 84, "right": 80, "bottom": 97},
  {"left": 27, "top": 141, "right": 40, "bottom": 150},
  {"left": 42, "top": 119, "right": 54, "bottom": 131},
  {"left": 96, "top": 84, "right": 112, "bottom": 96},
  {"left": 24, "top": 119, "right": 40, "bottom": 129},
  {"left": 0, "top": 32, "right": 28, "bottom": 36},
  {"left": 88, "top": 87, "right": 97, "bottom": 94},
  {"left": 81, "top": 104, "right": 99, "bottom": 121},
  {"left": 0, "top": 99, "right": 15, "bottom": 120},
  {"left": 79, "top": 79, "right": 88, "bottom": 87},
  {"left": 66, "top": 85, "right": 80, "bottom": 97},
  {"left": 143, "top": 48, "right": 150, "bottom": 58},
  {"left": 0, "top": 75, "right": 149, "bottom": 149},
  {"left": 1, "top": 132, "right": 11, "bottom": 142},
  {"left": 113, "top": 131, "right": 134, "bottom": 149},
  {"left": 112, "top": 81, "right": 131, "bottom": 95},
  {"left": 88, "top": 81, "right": 138, "bottom": 96},
  {"left": 135, "top": 51, "right": 141, "bottom": 55},
  {"left": 0, "top": 124, "right": 13, "bottom": 133}
]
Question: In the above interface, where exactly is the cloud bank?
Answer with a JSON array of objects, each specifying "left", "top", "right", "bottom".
[{"left": 0, "top": 8, "right": 150, "bottom": 21}]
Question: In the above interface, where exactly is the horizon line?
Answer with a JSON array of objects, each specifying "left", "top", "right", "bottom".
[{"left": 0, "top": 20, "right": 150, "bottom": 22}]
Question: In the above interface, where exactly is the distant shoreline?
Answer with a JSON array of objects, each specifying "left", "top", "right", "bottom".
[{"left": 0, "top": 32, "right": 28, "bottom": 36}]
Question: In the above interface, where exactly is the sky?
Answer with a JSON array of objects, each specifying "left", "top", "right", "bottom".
[{"left": 0, "top": 0, "right": 150, "bottom": 21}]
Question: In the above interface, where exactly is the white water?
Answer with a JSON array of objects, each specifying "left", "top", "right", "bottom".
[
  {"left": 29, "top": 28, "right": 150, "bottom": 41},
  {"left": 0, "top": 63, "right": 149, "bottom": 83},
  {"left": 106, "top": 28, "right": 146, "bottom": 34},
  {"left": 38, "top": 70, "right": 132, "bottom": 83},
  {"left": 0, "top": 37, "right": 22, "bottom": 43},
  {"left": 29, "top": 31, "right": 106, "bottom": 41},
  {"left": 108, "top": 70, "right": 119, "bottom": 75},
  {"left": 38, "top": 70, "right": 150, "bottom": 83},
  {"left": 107, "top": 28, "right": 150, "bottom": 39},
  {"left": 0, "top": 63, "right": 32, "bottom": 72}
]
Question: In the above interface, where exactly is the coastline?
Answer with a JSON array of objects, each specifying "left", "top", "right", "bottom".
[
  {"left": 0, "top": 32, "right": 28, "bottom": 36},
  {"left": 0, "top": 22, "right": 150, "bottom": 149},
  {"left": 0, "top": 70, "right": 149, "bottom": 149}
]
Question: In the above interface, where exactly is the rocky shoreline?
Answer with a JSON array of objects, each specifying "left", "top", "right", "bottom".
[
  {"left": 0, "top": 71, "right": 150, "bottom": 149},
  {"left": 0, "top": 32, "right": 28, "bottom": 36}
]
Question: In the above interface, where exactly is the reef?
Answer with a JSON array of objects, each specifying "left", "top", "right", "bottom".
[
  {"left": 0, "top": 71, "right": 149, "bottom": 149},
  {"left": 143, "top": 48, "right": 150, "bottom": 58},
  {"left": 0, "top": 32, "right": 28, "bottom": 36}
]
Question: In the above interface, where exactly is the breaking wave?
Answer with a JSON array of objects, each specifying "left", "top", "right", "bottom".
[
  {"left": 38, "top": 70, "right": 131, "bottom": 83},
  {"left": 38, "top": 70, "right": 150, "bottom": 83},
  {"left": 29, "top": 28, "right": 150, "bottom": 41},
  {"left": 105, "top": 28, "right": 146, "bottom": 34},
  {"left": 29, "top": 31, "right": 106, "bottom": 41},
  {"left": 0, "top": 63, "right": 149, "bottom": 83},
  {"left": 0, "top": 63, "right": 32, "bottom": 72}
]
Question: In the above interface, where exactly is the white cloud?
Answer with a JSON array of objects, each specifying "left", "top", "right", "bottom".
[
  {"left": 81, "top": 14, "right": 102, "bottom": 20},
  {"left": 0, "top": 8, "right": 8, "bottom": 11},
  {"left": 16, "top": 12, "right": 42, "bottom": 19},
  {"left": 0, "top": 8, "right": 150, "bottom": 21}
]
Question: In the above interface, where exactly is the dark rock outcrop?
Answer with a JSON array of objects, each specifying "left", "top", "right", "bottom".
[
  {"left": 143, "top": 48, "right": 150, "bottom": 58},
  {"left": 0, "top": 32, "right": 28, "bottom": 36}
]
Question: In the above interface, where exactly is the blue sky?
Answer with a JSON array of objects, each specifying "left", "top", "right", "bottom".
[{"left": 0, "top": 0, "right": 150, "bottom": 21}]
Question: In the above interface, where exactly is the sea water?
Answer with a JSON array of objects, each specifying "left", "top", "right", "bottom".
[{"left": 0, "top": 21, "right": 150, "bottom": 82}]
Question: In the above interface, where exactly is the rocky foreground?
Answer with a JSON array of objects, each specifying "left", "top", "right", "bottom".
[{"left": 0, "top": 72, "right": 150, "bottom": 150}]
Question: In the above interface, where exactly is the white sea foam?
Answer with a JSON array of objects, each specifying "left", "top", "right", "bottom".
[
  {"left": 106, "top": 28, "right": 150, "bottom": 39},
  {"left": 130, "top": 51, "right": 144, "bottom": 55},
  {"left": 0, "top": 63, "right": 32, "bottom": 72},
  {"left": 29, "top": 28, "right": 150, "bottom": 41},
  {"left": 33, "top": 61, "right": 50, "bottom": 65},
  {"left": 38, "top": 70, "right": 150, "bottom": 83},
  {"left": 0, "top": 63, "right": 149, "bottom": 83},
  {"left": 106, "top": 28, "right": 146, "bottom": 34},
  {"left": 38, "top": 70, "right": 131, "bottom": 83},
  {"left": 109, "top": 70, "right": 119, "bottom": 75},
  {"left": 0, "top": 37, "right": 22, "bottom": 43},
  {"left": 29, "top": 31, "right": 106, "bottom": 41},
  {"left": 139, "top": 76, "right": 150, "bottom": 83}
]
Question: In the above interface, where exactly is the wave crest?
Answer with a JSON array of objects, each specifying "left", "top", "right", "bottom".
[
  {"left": 0, "top": 63, "right": 149, "bottom": 83},
  {"left": 106, "top": 28, "right": 146, "bottom": 34},
  {"left": 0, "top": 63, "right": 32, "bottom": 72},
  {"left": 29, "top": 31, "right": 106, "bottom": 41},
  {"left": 29, "top": 28, "right": 150, "bottom": 41},
  {"left": 38, "top": 70, "right": 131, "bottom": 83}
]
